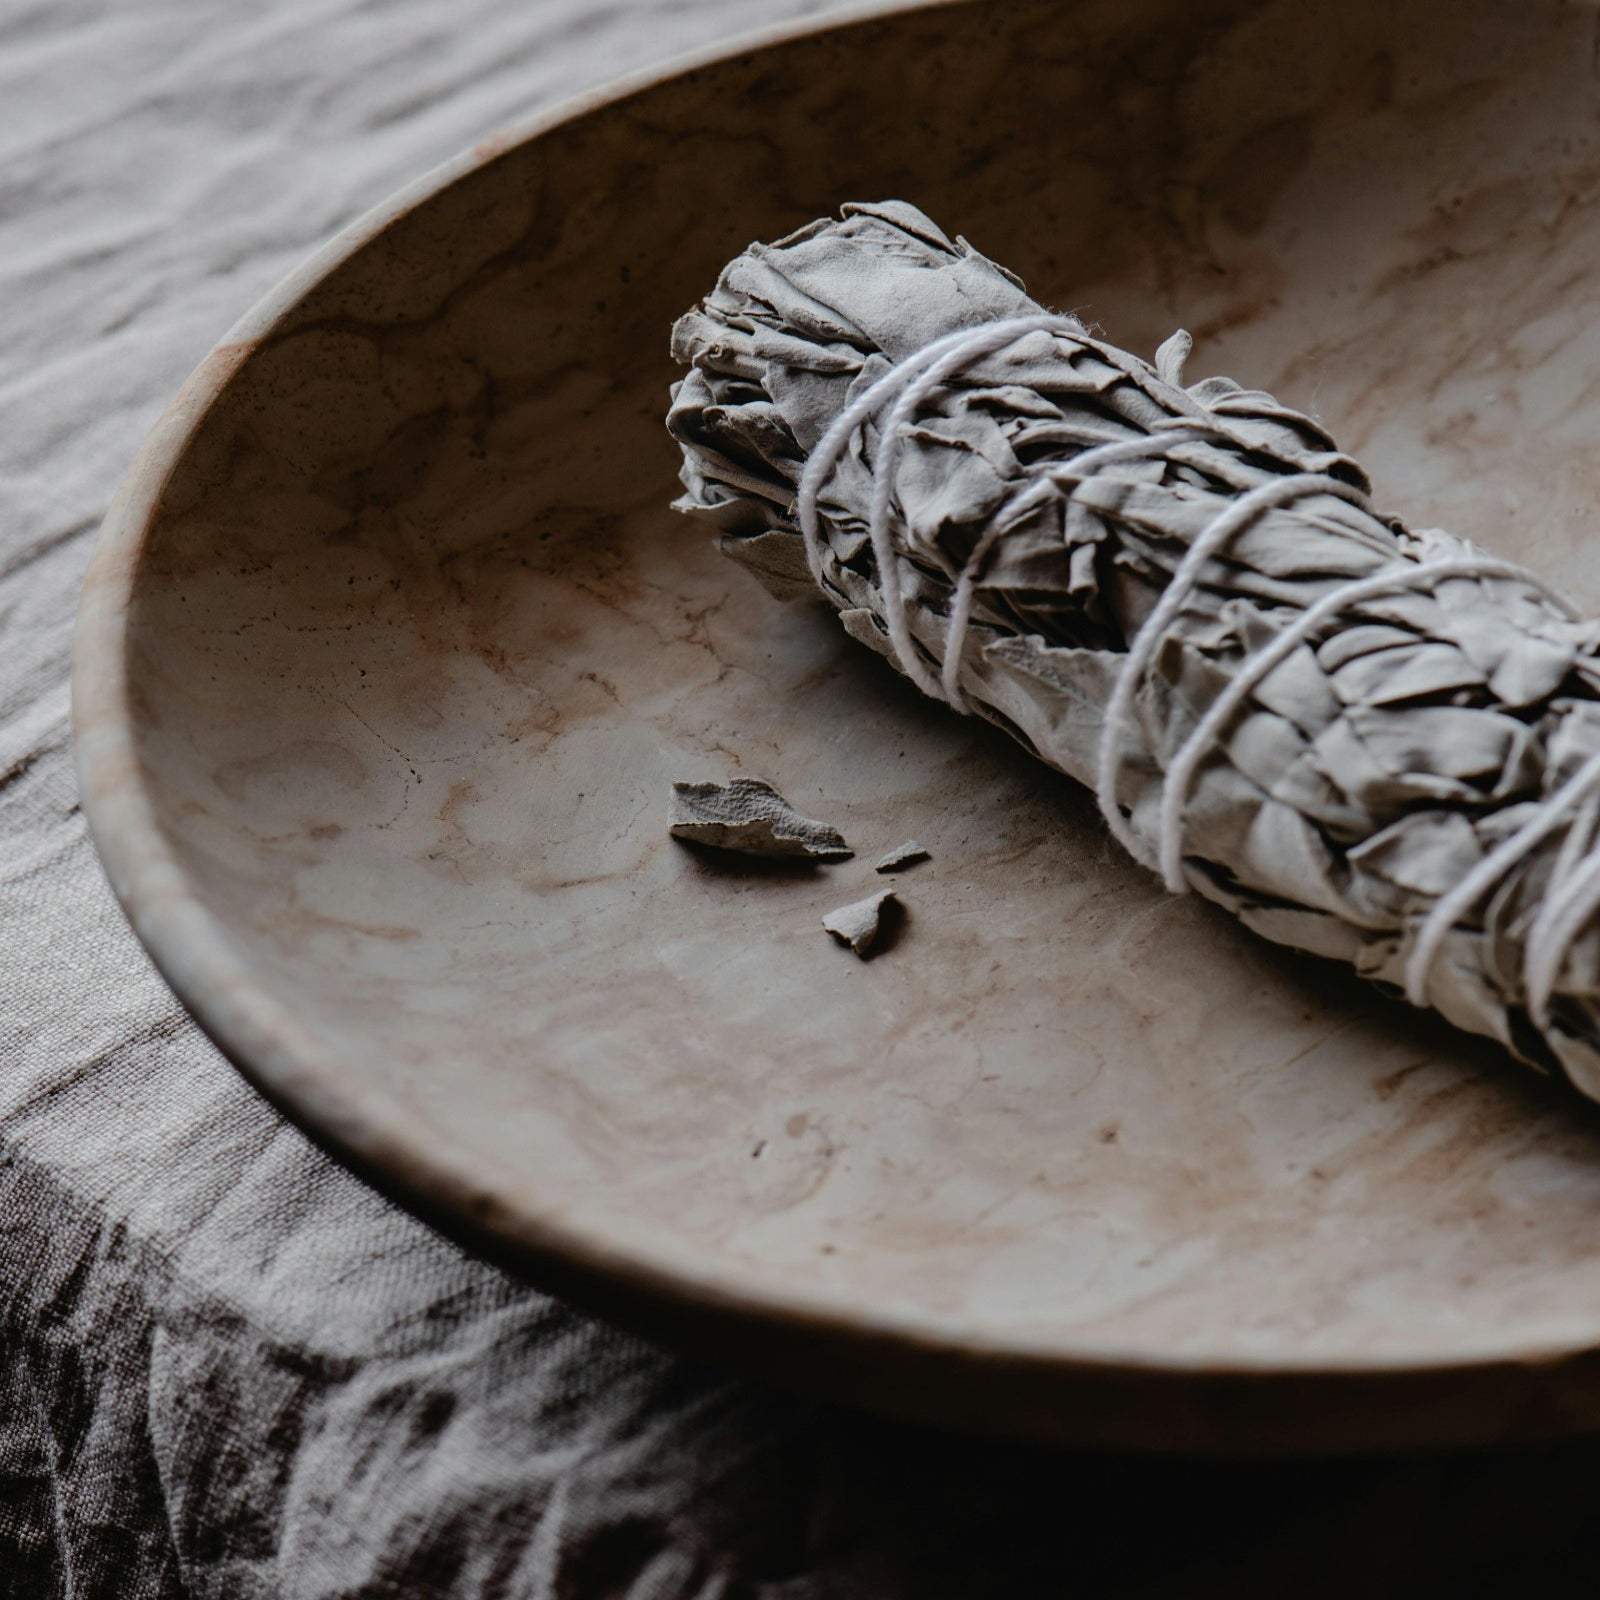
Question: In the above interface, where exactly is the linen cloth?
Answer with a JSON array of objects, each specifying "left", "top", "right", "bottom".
[{"left": 9, "top": 2, "right": 1600, "bottom": 1596}]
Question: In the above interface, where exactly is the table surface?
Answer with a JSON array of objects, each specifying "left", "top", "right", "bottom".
[{"left": 7, "top": 0, "right": 1600, "bottom": 1594}]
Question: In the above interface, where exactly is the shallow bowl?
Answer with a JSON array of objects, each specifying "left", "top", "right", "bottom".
[{"left": 74, "top": 0, "right": 1600, "bottom": 1451}]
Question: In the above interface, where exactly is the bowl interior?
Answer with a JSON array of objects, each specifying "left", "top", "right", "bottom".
[{"left": 91, "top": 0, "right": 1600, "bottom": 1435}]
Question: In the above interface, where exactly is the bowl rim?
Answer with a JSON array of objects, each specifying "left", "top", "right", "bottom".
[{"left": 69, "top": 0, "right": 1600, "bottom": 1445}]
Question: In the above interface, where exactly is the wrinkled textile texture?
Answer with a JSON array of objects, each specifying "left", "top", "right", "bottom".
[{"left": 12, "top": 4, "right": 1600, "bottom": 1598}]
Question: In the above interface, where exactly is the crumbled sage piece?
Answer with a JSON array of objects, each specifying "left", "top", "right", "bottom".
[
  {"left": 875, "top": 840, "right": 930, "bottom": 872},
  {"left": 823, "top": 889, "right": 897, "bottom": 956},
  {"left": 669, "top": 778, "right": 851, "bottom": 860}
]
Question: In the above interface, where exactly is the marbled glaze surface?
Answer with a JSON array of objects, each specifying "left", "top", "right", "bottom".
[{"left": 73, "top": 0, "right": 1600, "bottom": 1448}]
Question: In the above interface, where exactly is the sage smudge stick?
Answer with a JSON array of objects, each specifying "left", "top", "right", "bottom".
[{"left": 666, "top": 200, "right": 1600, "bottom": 1098}]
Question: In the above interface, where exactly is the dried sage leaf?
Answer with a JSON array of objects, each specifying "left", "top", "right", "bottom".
[
  {"left": 823, "top": 889, "right": 897, "bottom": 955},
  {"left": 875, "top": 840, "right": 930, "bottom": 872},
  {"left": 669, "top": 778, "right": 851, "bottom": 860}
]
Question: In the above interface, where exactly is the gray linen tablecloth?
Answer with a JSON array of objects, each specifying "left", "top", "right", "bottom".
[{"left": 11, "top": 2, "right": 1600, "bottom": 1595}]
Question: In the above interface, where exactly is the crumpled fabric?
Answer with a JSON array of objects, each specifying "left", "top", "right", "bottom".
[{"left": 668, "top": 200, "right": 1600, "bottom": 1098}]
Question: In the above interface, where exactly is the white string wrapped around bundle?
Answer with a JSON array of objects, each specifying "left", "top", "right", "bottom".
[{"left": 793, "top": 312, "right": 1600, "bottom": 1038}]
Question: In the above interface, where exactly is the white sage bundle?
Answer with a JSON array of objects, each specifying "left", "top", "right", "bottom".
[{"left": 666, "top": 200, "right": 1600, "bottom": 1098}]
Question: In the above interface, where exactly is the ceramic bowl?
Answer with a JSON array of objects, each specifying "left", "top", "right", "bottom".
[{"left": 74, "top": 0, "right": 1600, "bottom": 1452}]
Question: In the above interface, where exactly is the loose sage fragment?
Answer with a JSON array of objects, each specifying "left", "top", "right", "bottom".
[
  {"left": 667, "top": 199, "right": 1600, "bottom": 1099},
  {"left": 823, "top": 889, "right": 897, "bottom": 956},
  {"left": 669, "top": 778, "right": 851, "bottom": 860},
  {"left": 875, "top": 840, "right": 930, "bottom": 872}
]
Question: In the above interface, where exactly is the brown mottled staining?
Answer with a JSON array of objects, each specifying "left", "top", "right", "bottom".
[{"left": 668, "top": 777, "right": 852, "bottom": 860}]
